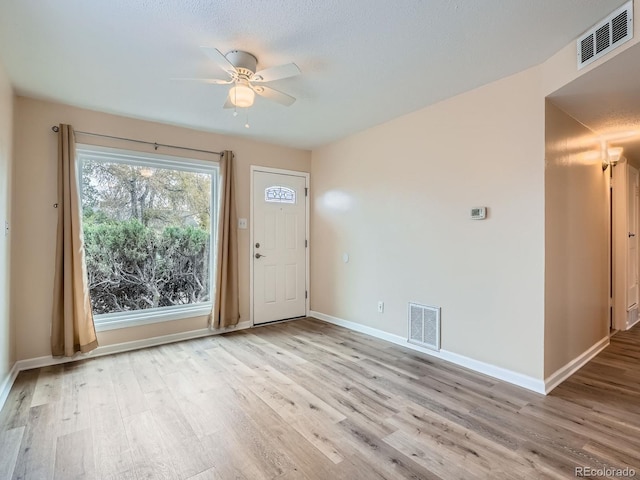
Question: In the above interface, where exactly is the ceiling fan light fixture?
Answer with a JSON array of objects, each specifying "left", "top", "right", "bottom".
[
  {"left": 229, "top": 83, "right": 255, "bottom": 108},
  {"left": 193, "top": 47, "right": 300, "bottom": 112}
]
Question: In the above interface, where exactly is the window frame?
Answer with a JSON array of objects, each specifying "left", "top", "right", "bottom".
[{"left": 76, "top": 144, "right": 219, "bottom": 332}]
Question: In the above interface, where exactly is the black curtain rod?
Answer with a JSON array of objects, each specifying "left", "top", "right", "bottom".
[{"left": 51, "top": 125, "right": 223, "bottom": 157}]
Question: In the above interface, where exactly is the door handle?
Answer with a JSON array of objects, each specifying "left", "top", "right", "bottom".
[
  {"left": 630, "top": 232, "right": 636, "bottom": 238},
  {"left": 255, "top": 253, "right": 267, "bottom": 259}
]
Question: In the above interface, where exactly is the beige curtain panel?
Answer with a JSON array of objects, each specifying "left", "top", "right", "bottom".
[
  {"left": 51, "top": 124, "right": 98, "bottom": 357},
  {"left": 210, "top": 150, "right": 240, "bottom": 329}
]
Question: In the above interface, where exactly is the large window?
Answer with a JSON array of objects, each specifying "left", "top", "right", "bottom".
[{"left": 77, "top": 145, "right": 218, "bottom": 331}]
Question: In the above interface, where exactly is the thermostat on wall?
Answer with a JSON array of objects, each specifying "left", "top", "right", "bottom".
[{"left": 471, "top": 207, "right": 487, "bottom": 220}]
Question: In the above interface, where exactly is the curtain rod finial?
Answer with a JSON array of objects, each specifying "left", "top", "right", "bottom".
[{"left": 51, "top": 125, "right": 59, "bottom": 133}]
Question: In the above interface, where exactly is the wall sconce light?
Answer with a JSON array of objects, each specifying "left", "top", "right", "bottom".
[{"left": 603, "top": 146, "right": 623, "bottom": 171}]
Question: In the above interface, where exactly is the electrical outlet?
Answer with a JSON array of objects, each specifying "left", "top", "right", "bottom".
[{"left": 377, "top": 301, "right": 384, "bottom": 313}]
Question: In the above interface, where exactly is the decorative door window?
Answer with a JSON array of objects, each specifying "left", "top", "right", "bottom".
[{"left": 265, "top": 185, "right": 296, "bottom": 204}]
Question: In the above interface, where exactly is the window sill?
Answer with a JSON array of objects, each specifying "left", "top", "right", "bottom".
[{"left": 94, "top": 303, "right": 212, "bottom": 332}]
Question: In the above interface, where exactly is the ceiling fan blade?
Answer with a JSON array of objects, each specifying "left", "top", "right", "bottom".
[
  {"left": 200, "top": 47, "right": 237, "bottom": 77},
  {"left": 251, "top": 85, "right": 296, "bottom": 106},
  {"left": 171, "top": 77, "right": 233, "bottom": 85},
  {"left": 251, "top": 63, "right": 301, "bottom": 83}
]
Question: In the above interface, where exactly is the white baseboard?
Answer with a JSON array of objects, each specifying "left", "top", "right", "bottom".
[
  {"left": 1, "top": 313, "right": 612, "bottom": 410},
  {"left": 627, "top": 315, "right": 640, "bottom": 330},
  {"left": 311, "top": 311, "right": 408, "bottom": 345},
  {"left": 543, "top": 335, "right": 609, "bottom": 394},
  {"left": 0, "top": 362, "right": 19, "bottom": 412},
  {"left": 0, "top": 320, "right": 252, "bottom": 411},
  {"left": 309, "top": 310, "right": 546, "bottom": 394}
]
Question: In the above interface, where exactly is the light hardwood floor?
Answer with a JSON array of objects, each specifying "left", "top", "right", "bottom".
[{"left": 1, "top": 318, "right": 639, "bottom": 479}]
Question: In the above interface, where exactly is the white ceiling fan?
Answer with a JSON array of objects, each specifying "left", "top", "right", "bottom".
[{"left": 179, "top": 47, "right": 301, "bottom": 109}]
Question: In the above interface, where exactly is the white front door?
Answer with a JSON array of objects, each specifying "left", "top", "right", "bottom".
[
  {"left": 627, "top": 165, "right": 639, "bottom": 310},
  {"left": 252, "top": 170, "right": 307, "bottom": 325}
]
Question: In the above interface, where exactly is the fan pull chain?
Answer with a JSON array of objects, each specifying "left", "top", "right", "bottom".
[
  {"left": 233, "top": 88, "right": 238, "bottom": 116},
  {"left": 245, "top": 109, "right": 250, "bottom": 129}
]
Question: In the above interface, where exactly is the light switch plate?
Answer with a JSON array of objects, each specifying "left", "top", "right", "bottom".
[
  {"left": 238, "top": 218, "right": 248, "bottom": 229},
  {"left": 4, "top": 221, "right": 8, "bottom": 236}
]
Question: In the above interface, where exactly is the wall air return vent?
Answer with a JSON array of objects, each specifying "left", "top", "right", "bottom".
[
  {"left": 577, "top": 1, "right": 633, "bottom": 70},
  {"left": 408, "top": 302, "right": 440, "bottom": 351}
]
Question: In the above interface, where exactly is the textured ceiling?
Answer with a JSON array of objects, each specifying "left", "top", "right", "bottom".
[
  {"left": 549, "top": 40, "right": 640, "bottom": 163},
  {"left": 0, "top": 0, "right": 628, "bottom": 149}
]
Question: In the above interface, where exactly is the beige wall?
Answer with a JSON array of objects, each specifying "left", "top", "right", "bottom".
[
  {"left": 310, "top": 2, "right": 640, "bottom": 384},
  {"left": 311, "top": 67, "right": 546, "bottom": 379},
  {"left": 11, "top": 97, "right": 310, "bottom": 360},
  {"left": 0, "top": 63, "right": 14, "bottom": 384},
  {"left": 544, "top": 100, "right": 609, "bottom": 377}
]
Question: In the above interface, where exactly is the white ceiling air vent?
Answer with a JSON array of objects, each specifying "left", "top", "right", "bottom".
[
  {"left": 577, "top": 1, "right": 633, "bottom": 70},
  {"left": 408, "top": 302, "right": 440, "bottom": 351}
]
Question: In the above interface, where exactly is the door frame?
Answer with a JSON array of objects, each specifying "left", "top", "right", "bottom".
[
  {"left": 612, "top": 159, "right": 640, "bottom": 331},
  {"left": 612, "top": 160, "right": 627, "bottom": 331},
  {"left": 249, "top": 166, "right": 310, "bottom": 326}
]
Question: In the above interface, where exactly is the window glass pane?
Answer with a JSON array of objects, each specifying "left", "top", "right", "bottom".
[
  {"left": 265, "top": 185, "right": 296, "bottom": 203},
  {"left": 79, "top": 151, "right": 215, "bottom": 316}
]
